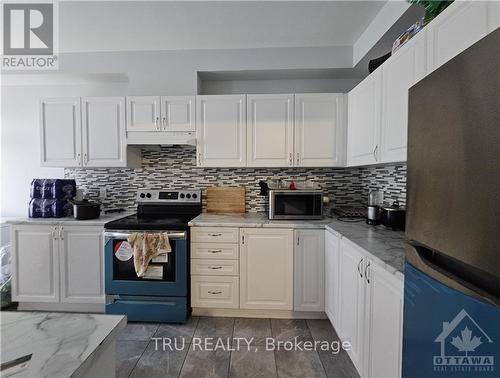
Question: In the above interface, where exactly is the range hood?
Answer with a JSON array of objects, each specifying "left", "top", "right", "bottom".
[{"left": 126, "top": 131, "right": 196, "bottom": 146}]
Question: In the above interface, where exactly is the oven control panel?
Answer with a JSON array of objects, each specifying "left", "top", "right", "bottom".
[{"left": 136, "top": 190, "right": 201, "bottom": 203}]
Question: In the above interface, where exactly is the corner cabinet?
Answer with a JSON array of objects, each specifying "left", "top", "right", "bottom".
[
  {"left": 239, "top": 228, "right": 293, "bottom": 310},
  {"left": 246, "top": 94, "right": 294, "bottom": 167},
  {"left": 11, "top": 224, "right": 105, "bottom": 307},
  {"left": 295, "top": 93, "right": 346, "bottom": 167},
  {"left": 294, "top": 229, "right": 325, "bottom": 312},
  {"left": 40, "top": 97, "right": 140, "bottom": 168},
  {"left": 347, "top": 69, "right": 382, "bottom": 166},
  {"left": 196, "top": 95, "right": 247, "bottom": 167}
]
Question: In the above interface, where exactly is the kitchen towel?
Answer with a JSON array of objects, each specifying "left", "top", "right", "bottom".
[{"left": 127, "top": 233, "right": 172, "bottom": 277}]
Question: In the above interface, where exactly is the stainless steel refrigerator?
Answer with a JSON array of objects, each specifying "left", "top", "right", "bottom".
[{"left": 402, "top": 28, "right": 500, "bottom": 378}]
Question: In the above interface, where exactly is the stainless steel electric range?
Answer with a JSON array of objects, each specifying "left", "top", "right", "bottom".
[{"left": 104, "top": 189, "right": 202, "bottom": 323}]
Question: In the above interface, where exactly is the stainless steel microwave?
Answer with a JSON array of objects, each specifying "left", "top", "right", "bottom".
[{"left": 268, "top": 190, "right": 323, "bottom": 220}]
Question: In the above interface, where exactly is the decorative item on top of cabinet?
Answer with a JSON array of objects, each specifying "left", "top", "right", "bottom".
[
  {"left": 346, "top": 69, "right": 382, "bottom": 167},
  {"left": 40, "top": 97, "right": 140, "bottom": 168},
  {"left": 240, "top": 228, "right": 293, "bottom": 310},
  {"left": 294, "top": 93, "right": 346, "bottom": 167},
  {"left": 196, "top": 95, "right": 247, "bottom": 167},
  {"left": 294, "top": 229, "right": 325, "bottom": 312},
  {"left": 246, "top": 94, "right": 294, "bottom": 167}
]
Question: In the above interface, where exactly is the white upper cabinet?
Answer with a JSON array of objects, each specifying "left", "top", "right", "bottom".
[
  {"left": 81, "top": 97, "right": 127, "bottom": 167},
  {"left": 380, "top": 34, "right": 426, "bottom": 163},
  {"left": 40, "top": 98, "right": 82, "bottom": 167},
  {"left": 239, "top": 228, "right": 293, "bottom": 310},
  {"left": 294, "top": 229, "right": 325, "bottom": 312},
  {"left": 196, "top": 95, "right": 246, "bottom": 167},
  {"left": 11, "top": 225, "right": 60, "bottom": 303},
  {"left": 325, "top": 230, "right": 341, "bottom": 327},
  {"left": 160, "top": 96, "right": 195, "bottom": 132},
  {"left": 295, "top": 93, "right": 346, "bottom": 167},
  {"left": 427, "top": 1, "right": 499, "bottom": 73},
  {"left": 246, "top": 94, "right": 294, "bottom": 167},
  {"left": 347, "top": 69, "right": 382, "bottom": 166},
  {"left": 126, "top": 96, "right": 160, "bottom": 131}
]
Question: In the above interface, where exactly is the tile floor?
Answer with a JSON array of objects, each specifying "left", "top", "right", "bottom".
[{"left": 116, "top": 317, "right": 359, "bottom": 378}]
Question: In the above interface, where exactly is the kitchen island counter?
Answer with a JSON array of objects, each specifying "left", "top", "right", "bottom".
[{"left": 0, "top": 311, "right": 126, "bottom": 378}]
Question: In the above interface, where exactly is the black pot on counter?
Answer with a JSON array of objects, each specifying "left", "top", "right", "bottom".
[
  {"left": 380, "top": 201, "right": 406, "bottom": 231},
  {"left": 71, "top": 200, "right": 101, "bottom": 220}
]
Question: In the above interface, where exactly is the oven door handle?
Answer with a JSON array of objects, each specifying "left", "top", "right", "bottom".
[{"left": 104, "top": 231, "right": 187, "bottom": 242}]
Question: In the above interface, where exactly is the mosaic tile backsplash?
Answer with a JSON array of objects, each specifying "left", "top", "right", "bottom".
[{"left": 65, "top": 146, "right": 406, "bottom": 214}]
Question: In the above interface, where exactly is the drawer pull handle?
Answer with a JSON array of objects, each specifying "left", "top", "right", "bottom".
[
  {"left": 208, "top": 233, "right": 222, "bottom": 237},
  {"left": 208, "top": 266, "right": 222, "bottom": 270},
  {"left": 209, "top": 249, "right": 222, "bottom": 253},
  {"left": 208, "top": 290, "right": 222, "bottom": 295}
]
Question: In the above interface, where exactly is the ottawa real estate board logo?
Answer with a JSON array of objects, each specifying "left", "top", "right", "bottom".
[
  {"left": 2, "top": 1, "right": 58, "bottom": 70},
  {"left": 433, "top": 309, "right": 495, "bottom": 374}
]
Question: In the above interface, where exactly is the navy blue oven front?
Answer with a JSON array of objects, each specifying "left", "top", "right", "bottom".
[{"left": 104, "top": 230, "right": 188, "bottom": 323}]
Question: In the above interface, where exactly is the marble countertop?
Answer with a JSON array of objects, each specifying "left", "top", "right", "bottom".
[
  {"left": 1, "top": 311, "right": 126, "bottom": 378},
  {"left": 4, "top": 212, "right": 133, "bottom": 226},
  {"left": 189, "top": 213, "right": 406, "bottom": 277}
]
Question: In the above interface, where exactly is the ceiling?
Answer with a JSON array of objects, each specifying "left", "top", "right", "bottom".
[{"left": 60, "top": 1, "right": 388, "bottom": 53}]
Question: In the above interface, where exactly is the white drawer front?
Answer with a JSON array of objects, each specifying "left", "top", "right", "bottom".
[
  {"left": 191, "top": 243, "right": 239, "bottom": 260},
  {"left": 191, "top": 227, "right": 239, "bottom": 244},
  {"left": 191, "top": 276, "right": 239, "bottom": 309},
  {"left": 191, "top": 259, "right": 239, "bottom": 276}
]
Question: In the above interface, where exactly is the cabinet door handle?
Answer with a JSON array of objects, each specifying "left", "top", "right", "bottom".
[
  {"left": 296, "top": 152, "right": 300, "bottom": 165},
  {"left": 155, "top": 117, "right": 159, "bottom": 130},
  {"left": 208, "top": 266, "right": 222, "bottom": 270},
  {"left": 357, "top": 257, "right": 364, "bottom": 278},
  {"left": 198, "top": 152, "right": 202, "bottom": 165},
  {"left": 59, "top": 226, "right": 64, "bottom": 240},
  {"left": 241, "top": 234, "right": 245, "bottom": 245},
  {"left": 365, "top": 261, "right": 371, "bottom": 284},
  {"left": 289, "top": 152, "right": 293, "bottom": 166},
  {"left": 83, "top": 153, "right": 88, "bottom": 165},
  {"left": 209, "top": 249, "right": 222, "bottom": 254},
  {"left": 208, "top": 290, "right": 222, "bottom": 295},
  {"left": 52, "top": 227, "right": 58, "bottom": 240},
  {"left": 297, "top": 235, "right": 300, "bottom": 245},
  {"left": 208, "top": 233, "right": 222, "bottom": 237},
  {"left": 162, "top": 117, "right": 166, "bottom": 130},
  {"left": 373, "top": 145, "right": 378, "bottom": 162}
]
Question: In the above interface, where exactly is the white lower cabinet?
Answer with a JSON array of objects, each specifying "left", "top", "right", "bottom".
[
  {"left": 294, "top": 229, "right": 325, "bottom": 312},
  {"left": 364, "top": 262, "right": 404, "bottom": 378},
  {"left": 335, "top": 238, "right": 404, "bottom": 378},
  {"left": 11, "top": 225, "right": 60, "bottom": 303},
  {"left": 240, "top": 228, "right": 293, "bottom": 310},
  {"left": 59, "top": 226, "right": 105, "bottom": 304},
  {"left": 11, "top": 224, "right": 104, "bottom": 306},
  {"left": 191, "top": 276, "right": 239, "bottom": 309},
  {"left": 325, "top": 230, "right": 341, "bottom": 326}
]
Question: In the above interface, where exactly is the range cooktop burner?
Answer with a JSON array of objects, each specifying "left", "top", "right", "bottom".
[{"left": 104, "top": 189, "right": 202, "bottom": 231}]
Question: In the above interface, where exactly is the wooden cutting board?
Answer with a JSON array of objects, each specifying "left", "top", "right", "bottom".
[{"left": 206, "top": 186, "right": 246, "bottom": 214}]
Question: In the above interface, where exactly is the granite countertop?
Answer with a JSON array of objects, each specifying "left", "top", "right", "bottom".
[
  {"left": 4, "top": 212, "right": 133, "bottom": 226},
  {"left": 189, "top": 213, "right": 406, "bottom": 277},
  {"left": 0, "top": 311, "right": 126, "bottom": 378}
]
